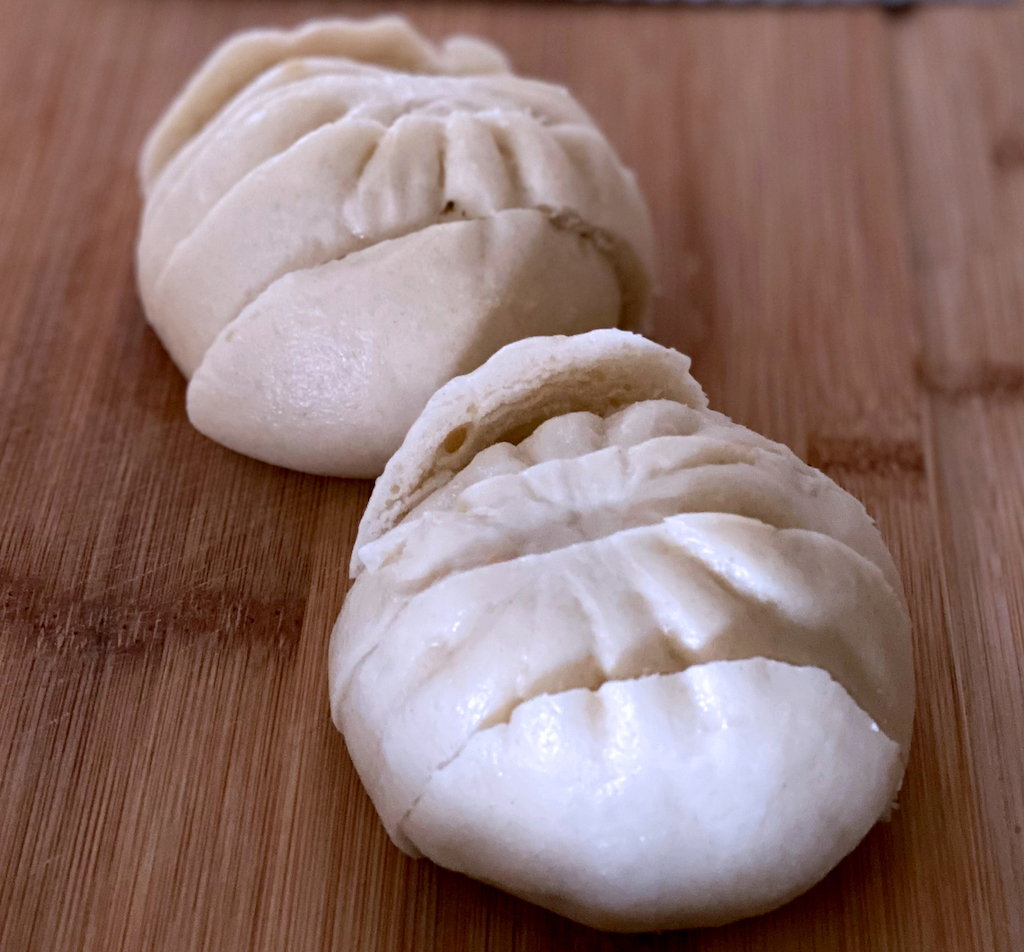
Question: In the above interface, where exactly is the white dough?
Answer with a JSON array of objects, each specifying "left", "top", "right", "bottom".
[
  {"left": 329, "top": 330, "right": 914, "bottom": 931},
  {"left": 187, "top": 210, "right": 621, "bottom": 477},
  {"left": 135, "top": 17, "right": 653, "bottom": 476},
  {"left": 406, "top": 660, "right": 903, "bottom": 932}
]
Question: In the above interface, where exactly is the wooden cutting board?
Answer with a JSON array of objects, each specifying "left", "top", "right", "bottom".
[{"left": 2, "top": 0, "right": 1022, "bottom": 948}]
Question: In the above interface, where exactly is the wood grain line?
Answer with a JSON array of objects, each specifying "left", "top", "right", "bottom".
[{"left": 916, "top": 358, "right": 1024, "bottom": 399}]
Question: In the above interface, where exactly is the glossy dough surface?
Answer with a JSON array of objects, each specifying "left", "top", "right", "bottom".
[
  {"left": 136, "top": 17, "right": 653, "bottom": 476},
  {"left": 330, "top": 330, "right": 914, "bottom": 932}
]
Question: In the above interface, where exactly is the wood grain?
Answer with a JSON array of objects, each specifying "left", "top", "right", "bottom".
[
  {"left": 893, "top": 10, "right": 1024, "bottom": 950},
  {"left": 1, "top": 1, "right": 1021, "bottom": 949}
]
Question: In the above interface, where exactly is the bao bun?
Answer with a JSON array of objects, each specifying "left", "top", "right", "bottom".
[
  {"left": 330, "top": 329, "right": 914, "bottom": 932},
  {"left": 136, "top": 17, "right": 653, "bottom": 477}
]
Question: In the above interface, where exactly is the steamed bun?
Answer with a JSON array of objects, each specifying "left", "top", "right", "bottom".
[
  {"left": 136, "top": 17, "right": 653, "bottom": 477},
  {"left": 330, "top": 329, "right": 914, "bottom": 932}
]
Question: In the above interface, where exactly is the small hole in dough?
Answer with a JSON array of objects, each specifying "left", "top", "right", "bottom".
[{"left": 442, "top": 424, "right": 470, "bottom": 454}]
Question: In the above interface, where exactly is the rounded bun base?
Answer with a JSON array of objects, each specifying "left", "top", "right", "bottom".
[{"left": 404, "top": 659, "right": 903, "bottom": 932}]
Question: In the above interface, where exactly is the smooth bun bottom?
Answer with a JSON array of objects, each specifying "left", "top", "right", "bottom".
[{"left": 399, "top": 658, "right": 901, "bottom": 932}]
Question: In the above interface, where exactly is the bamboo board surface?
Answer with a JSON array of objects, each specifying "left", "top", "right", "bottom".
[{"left": 1, "top": 1, "right": 1022, "bottom": 949}]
